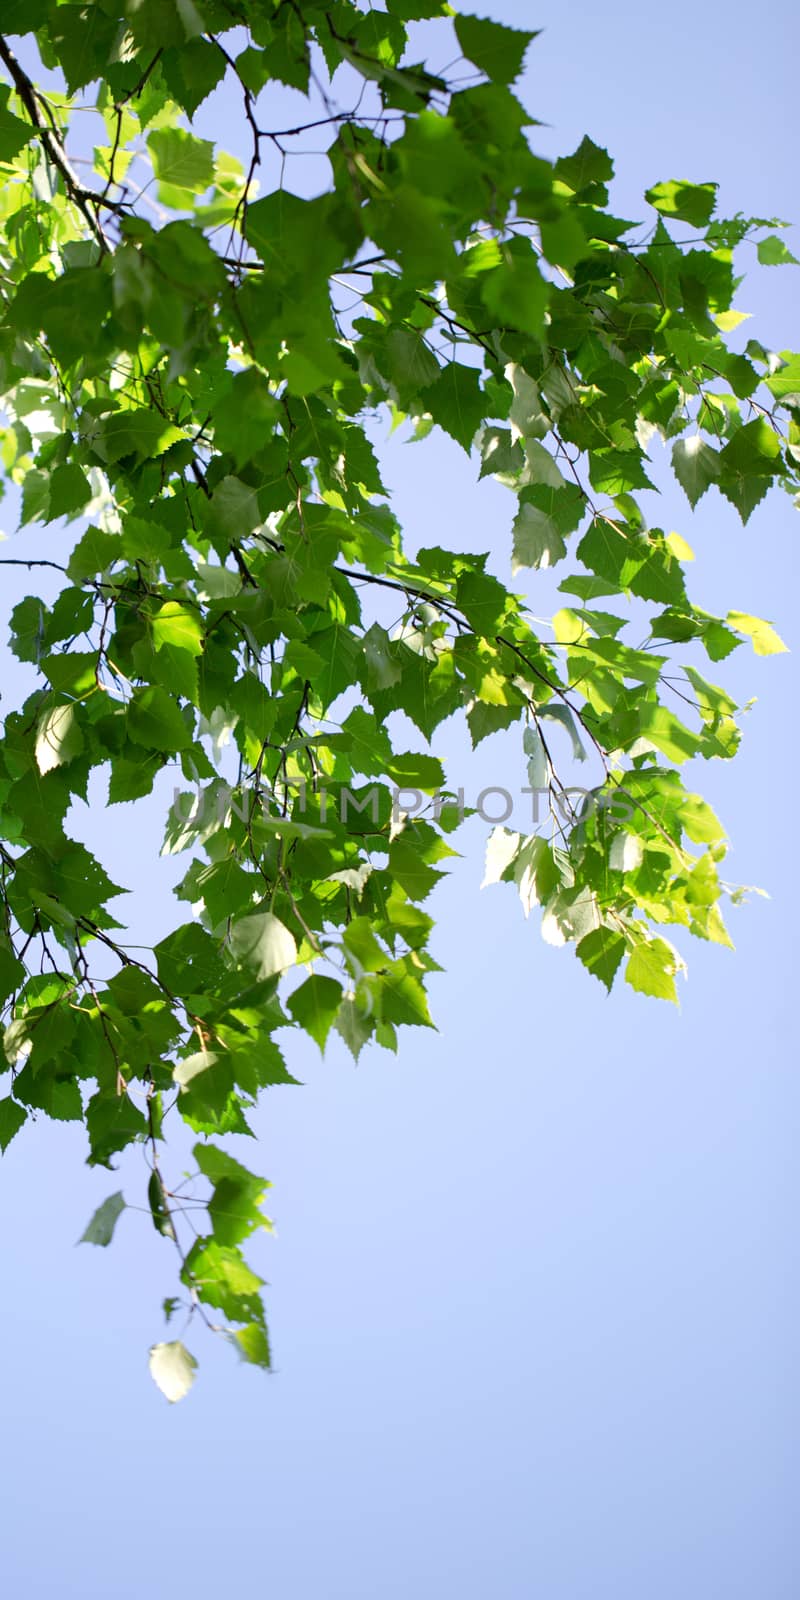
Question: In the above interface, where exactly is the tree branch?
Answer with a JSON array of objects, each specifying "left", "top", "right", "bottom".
[{"left": 0, "top": 35, "right": 123, "bottom": 247}]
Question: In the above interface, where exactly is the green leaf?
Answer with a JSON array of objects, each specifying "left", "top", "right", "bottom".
[
  {"left": 183, "top": 1237, "right": 264, "bottom": 1322},
  {"left": 123, "top": 0, "right": 206, "bottom": 48},
  {"left": 97, "top": 408, "right": 184, "bottom": 464},
  {"left": 539, "top": 210, "right": 588, "bottom": 271},
  {"left": 42, "top": 651, "right": 98, "bottom": 697},
  {"left": 0, "top": 946, "right": 25, "bottom": 1007},
  {"left": 756, "top": 235, "right": 799, "bottom": 266},
  {"left": 481, "top": 825, "right": 521, "bottom": 887},
  {"left": 717, "top": 418, "right": 783, "bottom": 521},
  {"left": 671, "top": 436, "right": 720, "bottom": 507},
  {"left": 636, "top": 704, "right": 701, "bottom": 764},
  {"left": 0, "top": 0, "right": 50, "bottom": 29},
  {"left": 194, "top": 1143, "right": 271, "bottom": 1249},
  {"left": 481, "top": 239, "right": 549, "bottom": 338},
  {"left": 86, "top": 1090, "right": 148, "bottom": 1167},
  {"left": 35, "top": 704, "right": 85, "bottom": 775},
  {"left": 173, "top": 1050, "right": 218, "bottom": 1090},
  {"left": 128, "top": 686, "right": 191, "bottom": 752},
  {"left": 9, "top": 596, "right": 47, "bottom": 664},
  {"left": 513, "top": 485, "right": 583, "bottom": 574},
  {"left": 244, "top": 191, "right": 343, "bottom": 280},
  {"left": 718, "top": 417, "right": 782, "bottom": 475},
  {"left": 229, "top": 913, "right": 298, "bottom": 981},
  {"left": 148, "top": 1340, "right": 198, "bottom": 1403},
  {"left": 148, "top": 1171, "right": 176, "bottom": 1239},
  {"left": 524, "top": 725, "right": 548, "bottom": 789},
  {"left": 425, "top": 362, "right": 486, "bottom": 453},
  {"left": 79, "top": 1191, "right": 126, "bottom": 1247},
  {"left": 152, "top": 602, "right": 203, "bottom": 656},
  {"left": 161, "top": 39, "right": 227, "bottom": 116},
  {"left": 386, "top": 0, "right": 449, "bottom": 13},
  {"left": 505, "top": 364, "right": 548, "bottom": 442},
  {"left": 389, "top": 833, "right": 444, "bottom": 900},
  {"left": 385, "top": 751, "right": 446, "bottom": 790},
  {"left": 0, "top": 104, "right": 35, "bottom": 164},
  {"left": 576, "top": 928, "right": 626, "bottom": 991},
  {"left": 765, "top": 352, "right": 800, "bottom": 403},
  {"left": 382, "top": 326, "right": 441, "bottom": 397},
  {"left": 727, "top": 611, "right": 788, "bottom": 656},
  {"left": 67, "top": 526, "right": 122, "bottom": 579},
  {"left": 453, "top": 569, "right": 507, "bottom": 636},
  {"left": 232, "top": 1321, "right": 271, "bottom": 1367},
  {"left": 540, "top": 702, "right": 586, "bottom": 762},
  {"left": 194, "top": 1142, "right": 266, "bottom": 1189},
  {"left": 378, "top": 959, "right": 435, "bottom": 1028},
  {"left": 11, "top": 267, "right": 112, "bottom": 367},
  {"left": 21, "top": 471, "right": 50, "bottom": 527},
  {"left": 287, "top": 975, "right": 344, "bottom": 1051},
  {"left": 555, "top": 137, "right": 614, "bottom": 198},
  {"left": 512, "top": 502, "right": 565, "bottom": 571},
  {"left": 645, "top": 179, "right": 718, "bottom": 228},
  {"left": 47, "top": 463, "right": 92, "bottom": 523},
  {"left": 362, "top": 624, "right": 402, "bottom": 691},
  {"left": 48, "top": 5, "right": 120, "bottom": 91},
  {"left": 625, "top": 939, "right": 681, "bottom": 1004},
  {"left": 213, "top": 369, "right": 278, "bottom": 468},
  {"left": 202, "top": 475, "right": 262, "bottom": 549},
  {"left": 335, "top": 995, "right": 374, "bottom": 1060},
  {"left": 108, "top": 753, "right": 164, "bottom": 803},
  {"left": 147, "top": 128, "right": 215, "bottom": 197},
  {"left": 208, "top": 1178, "right": 268, "bottom": 1248},
  {"left": 588, "top": 450, "right": 655, "bottom": 496},
  {"left": 680, "top": 793, "right": 726, "bottom": 845},
  {"left": 609, "top": 833, "right": 644, "bottom": 873},
  {"left": 0, "top": 1098, "right": 27, "bottom": 1154},
  {"left": 250, "top": 9, "right": 309, "bottom": 92},
  {"left": 454, "top": 17, "right": 537, "bottom": 84}
]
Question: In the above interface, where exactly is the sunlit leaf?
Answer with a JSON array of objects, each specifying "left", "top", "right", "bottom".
[{"left": 149, "top": 1340, "right": 198, "bottom": 1403}]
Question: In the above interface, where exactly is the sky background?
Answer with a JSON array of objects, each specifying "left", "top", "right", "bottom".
[{"left": 1, "top": 2, "right": 798, "bottom": 1595}]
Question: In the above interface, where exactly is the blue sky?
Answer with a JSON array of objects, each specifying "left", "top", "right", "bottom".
[{"left": 1, "top": 2, "right": 798, "bottom": 1595}]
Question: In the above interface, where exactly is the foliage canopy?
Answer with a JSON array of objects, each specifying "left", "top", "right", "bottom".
[{"left": 0, "top": 2, "right": 796, "bottom": 1398}]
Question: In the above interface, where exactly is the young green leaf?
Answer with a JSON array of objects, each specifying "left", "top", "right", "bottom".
[
  {"left": 454, "top": 16, "right": 538, "bottom": 84},
  {"left": 727, "top": 612, "right": 788, "bottom": 655},
  {"left": 79, "top": 1192, "right": 126, "bottom": 1247},
  {"left": 287, "top": 975, "right": 344, "bottom": 1052},
  {"left": 671, "top": 437, "right": 720, "bottom": 507},
  {"left": 35, "top": 705, "right": 84, "bottom": 775},
  {"left": 645, "top": 179, "right": 718, "bottom": 228},
  {"left": 229, "top": 913, "right": 298, "bottom": 981},
  {"left": 0, "top": 1098, "right": 27, "bottom": 1154},
  {"left": 576, "top": 928, "right": 626, "bottom": 992},
  {"left": 625, "top": 940, "right": 682, "bottom": 1004}
]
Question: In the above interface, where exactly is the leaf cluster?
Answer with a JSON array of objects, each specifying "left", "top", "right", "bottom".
[{"left": 0, "top": 4, "right": 796, "bottom": 1392}]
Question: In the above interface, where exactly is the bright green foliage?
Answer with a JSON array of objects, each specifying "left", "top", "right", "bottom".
[{"left": 0, "top": 5, "right": 796, "bottom": 1395}]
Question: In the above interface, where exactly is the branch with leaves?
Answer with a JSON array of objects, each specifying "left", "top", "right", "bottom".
[{"left": 0, "top": 1, "right": 796, "bottom": 1399}]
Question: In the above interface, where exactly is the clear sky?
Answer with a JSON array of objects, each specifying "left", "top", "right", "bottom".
[{"left": 1, "top": 3, "right": 798, "bottom": 1596}]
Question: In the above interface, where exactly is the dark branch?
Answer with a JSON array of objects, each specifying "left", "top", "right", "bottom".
[{"left": 0, "top": 35, "right": 126, "bottom": 245}]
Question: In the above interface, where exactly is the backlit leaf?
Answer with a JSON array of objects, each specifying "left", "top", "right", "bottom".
[
  {"left": 229, "top": 913, "right": 298, "bottom": 981},
  {"left": 454, "top": 15, "right": 537, "bottom": 83},
  {"left": 645, "top": 179, "right": 717, "bottom": 228},
  {"left": 35, "top": 704, "right": 84, "bottom": 775},
  {"left": 149, "top": 1340, "right": 198, "bottom": 1404}
]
